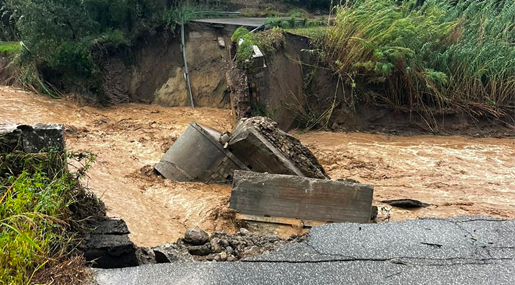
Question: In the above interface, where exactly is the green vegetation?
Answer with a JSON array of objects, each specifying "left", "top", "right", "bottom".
[
  {"left": 322, "top": 0, "right": 515, "bottom": 120},
  {"left": 232, "top": 27, "right": 284, "bottom": 69},
  {"left": 0, "top": 1, "right": 226, "bottom": 102},
  {"left": 282, "top": 0, "right": 334, "bottom": 10},
  {"left": 0, "top": 41, "right": 21, "bottom": 56},
  {"left": 0, "top": 151, "right": 98, "bottom": 284}
]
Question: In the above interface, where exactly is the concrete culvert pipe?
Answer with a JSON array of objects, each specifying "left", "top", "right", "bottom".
[{"left": 155, "top": 122, "right": 247, "bottom": 183}]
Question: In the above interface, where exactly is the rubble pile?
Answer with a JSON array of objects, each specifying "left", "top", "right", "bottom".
[{"left": 152, "top": 228, "right": 306, "bottom": 263}]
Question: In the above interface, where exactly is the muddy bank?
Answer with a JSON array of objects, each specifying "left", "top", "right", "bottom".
[
  {"left": 1, "top": 86, "right": 514, "bottom": 247},
  {"left": 96, "top": 23, "right": 235, "bottom": 107},
  {"left": 247, "top": 32, "right": 515, "bottom": 136}
]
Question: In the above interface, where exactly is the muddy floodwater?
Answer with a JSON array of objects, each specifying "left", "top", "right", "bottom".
[{"left": 1, "top": 86, "right": 514, "bottom": 247}]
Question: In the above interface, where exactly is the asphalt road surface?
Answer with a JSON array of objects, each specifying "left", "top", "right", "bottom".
[
  {"left": 192, "top": 17, "right": 268, "bottom": 28},
  {"left": 95, "top": 217, "right": 515, "bottom": 284}
]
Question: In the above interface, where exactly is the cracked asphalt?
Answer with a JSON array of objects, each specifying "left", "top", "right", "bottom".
[{"left": 95, "top": 217, "right": 515, "bottom": 284}]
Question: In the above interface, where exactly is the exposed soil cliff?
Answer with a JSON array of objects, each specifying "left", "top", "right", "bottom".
[{"left": 98, "top": 23, "right": 235, "bottom": 108}]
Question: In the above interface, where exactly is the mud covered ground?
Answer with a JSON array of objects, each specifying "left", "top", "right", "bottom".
[{"left": 1, "top": 86, "right": 514, "bottom": 247}]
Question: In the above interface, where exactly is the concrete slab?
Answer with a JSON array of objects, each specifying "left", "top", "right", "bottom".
[
  {"left": 227, "top": 117, "right": 329, "bottom": 179},
  {"left": 230, "top": 171, "right": 374, "bottom": 224},
  {"left": 0, "top": 123, "right": 65, "bottom": 153}
]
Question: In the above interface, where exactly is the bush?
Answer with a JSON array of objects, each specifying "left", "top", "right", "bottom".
[
  {"left": 2, "top": 0, "right": 166, "bottom": 101},
  {"left": 232, "top": 27, "right": 284, "bottom": 69}
]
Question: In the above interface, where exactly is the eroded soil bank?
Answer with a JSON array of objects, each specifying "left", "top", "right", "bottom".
[{"left": 1, "top": 86, "right": 514, "bottom": 247}]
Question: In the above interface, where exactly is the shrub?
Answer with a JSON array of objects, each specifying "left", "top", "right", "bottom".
[{"left": 232, "top": 27, "right": 284, "bottom": 69}]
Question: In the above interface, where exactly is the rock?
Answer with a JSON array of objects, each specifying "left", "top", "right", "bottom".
[
  {"left": 184, "top": 228, "right": 210, "bottom": 245},
  {"left": 211, "top": 238, "right": 223, "bottom": 253},
  {"left": 219, "top": 239, "right": 230, "bottom": 248},
  {"left": 188, "top": 244, "right": 212, "bottom": 256},
  {"left": 147, "top": 229, "right": 306, "bottom": 263},
  {"left": 381, "top": 199, "right": 430, "bottom": 209},
  {"left": 136, "top": 247, "right": 156, "bottom": 265},
  {"left": 239, "top": 228, "right": 251, "bottom": 235},
  {"left": 152, "top": 244, "right": 192, "bottom": 263},
  {"left": 241, "top": 246, "right": 261, "bottom": 258}
]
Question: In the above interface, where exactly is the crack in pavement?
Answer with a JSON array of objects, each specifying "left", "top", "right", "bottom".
[{"left": 241, "top": 256, "right": 515, "bottom": 266}]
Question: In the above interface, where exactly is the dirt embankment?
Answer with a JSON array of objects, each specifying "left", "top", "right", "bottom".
[
  {"left": 257, "top": 33, "right": 515, "bottom": 137},
  {"left": 1, "top": 86, "right": 514, "bottom": 248},
  {"left": 97, "top": 23, "right": 235, "bottom": 108}
]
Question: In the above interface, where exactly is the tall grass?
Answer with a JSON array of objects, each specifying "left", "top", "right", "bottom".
[
  {"left": 323, "top": 0, "right": 515, "bottom": 120},
  {"left": 0, "top": 151, "right": 96, "bottom": 284}
]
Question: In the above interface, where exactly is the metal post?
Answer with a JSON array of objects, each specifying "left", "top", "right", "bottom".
[{"left": 180, "top": 12, "right": 195, "bottom": 108}]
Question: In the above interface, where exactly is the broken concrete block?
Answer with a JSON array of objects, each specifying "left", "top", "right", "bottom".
[
  {"left": 0, "top": 123, "right": 65, "bottom": 153},
  {"left": 226, "top": 68, "right": 251, "bottom": 122},
  {"left": 227, "top": 117, "right": 329, "bottom": 179},
  {"left": 230, "top": 171, "right": 374, "bottom": 224},
  {"left": 155, "top": 122, "right": 248, "bottom": 183},
  {"left": 82, "top": 218, "right": 140, "bottom": 268}
]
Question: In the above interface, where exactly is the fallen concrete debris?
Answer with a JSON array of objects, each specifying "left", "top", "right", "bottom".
[
  {"left": 156, "top": 117, "right": 329, "bottom": 183},
  {"left": 382, "top": 199, "right": 430, "bottom": 209},
  {"left": 156, "top": 117, "right": 372, "bottom": 227},
  {"left": 231, "top": 171, "right": 374, "bottom": 224},
  {"left": 81, "top": 218, "right": 157, "bottom": 268},
  {"left": 82, "top": 219, "right": 139, "bottom": 268},
  {"left": 152, "top": 228, "right": 305, "bottom": 263},
  {"left": 0, "top": 123, "right": 65, "bottom": 153},
  {"left": 155, "top": 122, "right": 248, "bottom": 183},
  {"left": 227, "top": 117, "right": 329, "bottom": 179}
]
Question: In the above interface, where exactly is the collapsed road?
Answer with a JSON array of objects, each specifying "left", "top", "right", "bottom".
[
  {"left": 95, "top": 217, "right": 515, "bottom": 284},
  {"left": 1, "top": 86, "right": 514, "bottom": 245}
]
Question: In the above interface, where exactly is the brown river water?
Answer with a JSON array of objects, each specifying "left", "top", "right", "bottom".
[{"left": 1, "top": 86, "right": 514, "bottom": 247}]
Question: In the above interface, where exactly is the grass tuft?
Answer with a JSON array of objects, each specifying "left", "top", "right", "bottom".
[
  {"left": 232, "top": 28, "right": 284, "bottom": 69},
  {"left": 0, "top": 42, "right": 21, "bottom": 56}
]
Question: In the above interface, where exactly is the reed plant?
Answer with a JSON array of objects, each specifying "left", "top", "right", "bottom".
[{"left": 322, "top": 0, "right": 515, "bottom": 120}]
